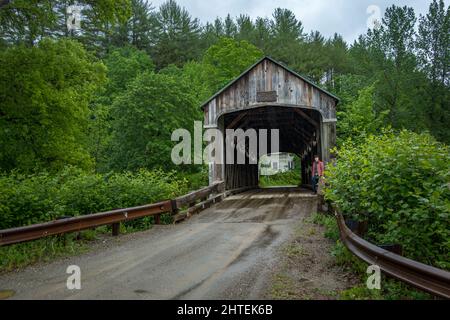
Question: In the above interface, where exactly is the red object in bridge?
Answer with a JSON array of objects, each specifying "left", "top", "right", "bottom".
[{"left": 312, "top": 160, "right": 325, "bottom": 177}]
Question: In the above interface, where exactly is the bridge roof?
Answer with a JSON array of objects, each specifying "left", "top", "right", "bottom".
[{"left": 200, "top": 56, "right": 340, "bottom": 110}]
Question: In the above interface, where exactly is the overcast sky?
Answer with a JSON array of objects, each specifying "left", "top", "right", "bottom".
[{"left": 150, "top": 0, "right": 449, "bottom": 43}]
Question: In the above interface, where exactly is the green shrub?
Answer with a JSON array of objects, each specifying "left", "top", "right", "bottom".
[
  {"left": 0, "top": 233, "right": 90, "bottom": 272},
  {"left": 0, "top": 167, "right": 199, "bottom": 271},
  {"left": 339, "top": 285, "right": 383, "bottom": 300},
  {"left": 176, "top": 168, "right": 208, "bottom": 192},
  {"left": 0, "top": 166, "right": 190, "bottom": 230},
  {"left": 259, "top": 170, "right": 300, "bottom": 188},
  {"left": 324, "top": 129, "right": 450, "bottom": 269},
  {"left": 311, "top": 212, "right": 432, "bottom": 300},
  {"left": 0, "top": 39, "right": 106, "bottom": 172},
  {"left": 311, "top": 213, "right": 340, "bottom": 241}
]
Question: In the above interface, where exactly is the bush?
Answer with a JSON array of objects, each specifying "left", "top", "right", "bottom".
[
  {"left": 176, "top": 168, "right": 209, "bottom": 192},
  {"left": 0, "top": 235, "right": 88, "bottom": 272},
  {"left": 0, "top": 39, "right": 106, "bottom": 172},
  {"left": 311, "top": 212, "right": 432, "bottom": 300},
  {"left": 311, "top": 213, "right": 340, "bottom": 241},
  {"left": 259, "top": 170, "right": 300, "bottom": 188},
  {"left": 336, "top": 83, "right": 388, "bottom": 147},
  {"left": 0, "top": 166, "right": 190, "bottom": 230},
  {"left": 0, "top": 167, "right": 206, "bottom": 271},
  {"left": 324, "top": 130, "right": 450, "bottom": 269}
]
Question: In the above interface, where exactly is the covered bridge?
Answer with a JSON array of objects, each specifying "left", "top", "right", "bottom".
[{"left": 201, "top": 56, "right": 339, "bottom": 190}]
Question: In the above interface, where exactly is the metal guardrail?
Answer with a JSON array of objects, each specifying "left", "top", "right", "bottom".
[
  {"left": 2, "top": 183, "right": 448, "bottom": 299},
  {"left": 0, "top": 182, "right": 226, "bottom": 246},
  {"left": 172, "top": 185, "right": 252, "bottom": 223},
  {"left": 174, "top": 182, "right": 224, "bottom": 209},
  {"left": 0, "top": 200, "right": 173, "bottom": 246},
  {"left": 335, "top": 211, "right": 450, "bottom": 299}
]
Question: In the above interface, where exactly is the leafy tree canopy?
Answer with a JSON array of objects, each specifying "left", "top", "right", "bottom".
[
  {"left": 0, "top": 38, "right": 106, "bottom": 172},
  {"left": 201, "top": 37, "right": 264, "bottom": 93},
  {"left": 107, "top": 71, "right": 198, "bottom": 172}
]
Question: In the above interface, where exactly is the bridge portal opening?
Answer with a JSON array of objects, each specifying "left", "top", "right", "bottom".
[
  {"left": 258, "top": 153, "right": 301, "bottom": 188},
  {"left": 202, "top": 57, "right": 338, "bottom": 190},
  {"left": 220, "top": 106, "right": 323, "bottom": 190}
]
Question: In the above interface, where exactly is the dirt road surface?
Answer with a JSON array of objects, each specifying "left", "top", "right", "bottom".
[{"left": 0, "top": 188, "right": 353, "bottom": 300}]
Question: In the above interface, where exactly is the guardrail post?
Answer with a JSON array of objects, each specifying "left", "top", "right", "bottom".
[
  {"left": 112, "top": 223, "right": 120, "bottom": 236},
  {"left": 154, "top": 214, "right": 161, "bottom": 225},
  {"left": 171, "top": 199, "right": 179, "bottom": 214}
]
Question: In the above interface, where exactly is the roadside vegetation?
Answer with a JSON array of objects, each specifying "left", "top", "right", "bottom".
[
  {"left": 0, "top": 168, "right": 206, "bottom": 272},
  {"left": 310, "top": 213, "right": 432, "bottom": 300},
  {"left": 316, "top": 127, "right": 449, "bottom": 299},
  {"left": 324, "top": 130, "right": 450, "bottom": 271},
  {"left": 259, "top": 170, "right": 300, "bottom": 188},
  {"left": 259, "top": 154, "right": 302, "bottom": 188},
  {"left": 269, "top": 213, "right": 358, "bottom": 300},
  {"left": 0, "top": 0, "right": 449, "bottom": 293}
]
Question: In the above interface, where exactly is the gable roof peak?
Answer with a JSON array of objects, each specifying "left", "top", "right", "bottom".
[{"left": 200, "top": 56, "right": 339, "bottom": 110}]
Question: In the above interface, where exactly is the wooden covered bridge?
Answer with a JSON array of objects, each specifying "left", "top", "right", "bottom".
[
  {"left": 3, "top": 59, "right": 449, "bottom": 298},
  {"left": 201, "top": 56, "right": 339, "bottom": 189}
]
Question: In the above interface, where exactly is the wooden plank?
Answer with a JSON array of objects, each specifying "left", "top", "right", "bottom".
[
  {"left": 173, "top": 193, "right": 225, "bottom": 223},
  {"left": 293, "top": 108, "right": 319, "bottom": 128},
  {"left": 174, "top": 182, "right": 224, "bottom": 208},
  {"left": 226, "top": 112, "right": 248, "bottom": 130}
]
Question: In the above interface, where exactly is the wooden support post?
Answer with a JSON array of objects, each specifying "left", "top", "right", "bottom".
[
  {"left": 226, "top": 112, "right": 248, "bottom": 130},
  {"left": 171, "top": 199, "right": 179, "bottom": 214},
  {"left": 293, "top": 108, "right": 319, "bottom": 128},
  {"left": 112, "top": 223, "right": 120, "bottom": 236},
  {"left": 155, "top": 214, "right": 161, "bottom": 225}
]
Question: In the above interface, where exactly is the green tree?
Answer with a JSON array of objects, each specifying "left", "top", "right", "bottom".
[
  {"left": 78, "top": 1, "right": 133, "bottom": 56},
  {"left": 0, "top": 0, "right": 55, "bottom": 46},
  {"left": 324, "top": 33, "right": 351, "bottom": 90},
  {"left": 110, "top": 0, "right": 156, "bottom": 51},
  {"left": 89, "top": 46, "right": 154, "bottom": 172},
  {"left": 324, "top": 130, "right": 450, "bottom": 269},
  {"left": 202, "top": 22, "right": 220, "bottom": 49},
  {"left": 102, "top": 45, "right": 154, "bottom": 100},
  {"left": 180, "top": 61, "right": 213, "bottom": 106},
  {"left": 416, "top": 0, "right": 450, "bottom": 143},
  {"left": 270, "top": 8, "right": 305, "bottom": 42},
  {"left": 371, "top": 5, "right": 420, "bottom": 129},
  {"left": 201, "top": 37, "right": 264, "bottom": 92},
  {"left": 223, "top": 14, "right": 237, "bottom": 38},
  {"left": 213, "top": 17, "right": 224, "bottom": 37},
  {"left": 337, "top": 84, "right": 388, "bottom": 145},
  {"left": 348, "top": 35, "right": 382, "bottom": 80},
  {"left": 0, "top": 39, "right": 106, "bottom": 172},
  {"left": 297, "top": 31, "right": 328, "bottom": 83},
  {"left": 253, "top": 17, "right": 271, "bottom": 52},
  {"left": 0, "top": 0, "right": 131, "bottom": 46},
  {"left": 107, "top": 71, "right": 198, "bottom": 171},
  {"left": 236, "top": 14, "right": 254, "bottom": 42},
  {"left": 267, "top": 8, "right": 305, "bottom": 66},
  {"left": 151, "top": 0, "right": 202, "bottom": 69}
]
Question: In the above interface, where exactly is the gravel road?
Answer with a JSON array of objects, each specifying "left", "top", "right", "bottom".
[{"left": 0, "top": 188, "right": 320, "bottom": 300}]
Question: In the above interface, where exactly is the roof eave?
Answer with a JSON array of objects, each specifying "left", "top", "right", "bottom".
[{"left": 200, "top": 56, "right": 340, "bottom": 110}]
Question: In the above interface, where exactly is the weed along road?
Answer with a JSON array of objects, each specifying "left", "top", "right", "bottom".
[{"left": 0, "top": 188, "right": 320, "bottom": 300}]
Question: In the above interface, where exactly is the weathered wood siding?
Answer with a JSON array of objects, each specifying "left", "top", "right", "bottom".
[
  {"left": 203, "top": 57, "right": 338, "bottom": 188},
  {"left": 204, "top": 58, "right": 337, "bottom": 127}
]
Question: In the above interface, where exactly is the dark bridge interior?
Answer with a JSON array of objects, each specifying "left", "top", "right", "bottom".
[{"left": 223, "top": 106, "right": 322, "bottom": 190}]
